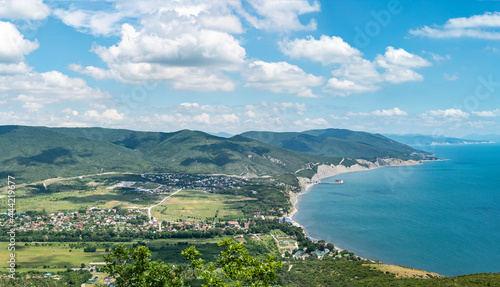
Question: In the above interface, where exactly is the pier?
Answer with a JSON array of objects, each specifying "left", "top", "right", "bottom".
[{"left": 319, "top": 180, "right": 344, "bottom": 185}]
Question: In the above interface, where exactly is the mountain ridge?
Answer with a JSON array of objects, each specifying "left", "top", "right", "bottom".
[
  {"left": 240, "top": 129, "right": 431, "bottom": 160},
  {"left": 0, "top": 126, "right": 432, "bottom": 182}
]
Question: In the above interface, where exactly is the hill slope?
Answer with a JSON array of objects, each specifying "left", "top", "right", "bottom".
[
  {"left": 0, "top": 126, "right": 152, "bottom": 181},
  {"left": 0, "top": 126, "right": 343, "bottom": 182},
  {"left": 240, "top": 129, "right": 430, "bottom": 160}
]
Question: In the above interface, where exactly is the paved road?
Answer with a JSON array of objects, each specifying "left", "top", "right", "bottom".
[{"left": 144, "top": 188, "right": 182, "bottom": 222}]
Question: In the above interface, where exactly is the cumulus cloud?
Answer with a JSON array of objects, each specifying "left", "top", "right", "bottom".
[
  {"left": 68, "top": 64, "right": 118, "bottom": 80},
  {"left": 326, "top": 78, "right": 379, "bottom": 95},
  {"left": 0, "top": 71, "right": 109, "bottom": 104},
  {"left": 281, "top": 35, "right": 431, "bottom": 96},
  {"left": 0, "top": 21, "right": 39, "bottom": 64},
  {"left": 243, "top": 60, "right": 323, "bottom": 97},
  {"left": 70, "top": 4, "right": 246, "bottom": 91},
  {"left": 85, "top": 109, "right": 125, "bottom": 121},
  {"left": 325, "top": 47, "right": 430, "bottom": 95},
  {"left": 410, "top": 12, "right": 500, "bottom": 40},
  {"left": 426, "top": 108, "right": 470, "bottom": 118},
  {"left": 279, "top": 35, "right": 362, "bottom": 65},
  {"left": 444, "top": 73, "right": 458, "bottom": 81},
  {"left": 375, "top": 47, "right": 431, "bottom": 83},
  {"left": 0, "top": 22, "right": 108, "bottom": 108},
  {"left": 373, "top": 108, "right": 408, "bottom": 116},
  {"left": 0, "top": 0, "right": 50, "bottom": 20}
]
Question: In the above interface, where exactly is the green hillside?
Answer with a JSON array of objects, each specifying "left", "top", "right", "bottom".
[
  {"left": 0, "top": 126, "right": 342, "bottom": 182},
  {"left": 240, "top": 129, "right": 431, "bottom": 160},
  {"left": 144, "top": 132, "right": 342, "bottom": 175},
  {"left": 0, "top": 126, "right": 152, "bottom": 181}
]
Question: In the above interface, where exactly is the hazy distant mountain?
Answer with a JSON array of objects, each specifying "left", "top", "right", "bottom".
[
  {"left": 384, "top": 134, "right": 486, "bottom": 145},
  {"left": 462, "top": 134, "right": 500, "bottom": 142},
  {"left": 240, "top": 129, "right": 431, "bottom": 160}
]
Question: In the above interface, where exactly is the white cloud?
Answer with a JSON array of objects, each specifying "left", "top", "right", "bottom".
[
  {"left": 244, "top": 60, "right": 323, "bottom": 97},
  {"left": 325, "top": 78, "right": 379, "bottom": 96},
  {"left": 23, "top": 102, "right": 44, "bottom": 111},
  {"left": 63, "top": 108, "right": 79, "bottom": 116},
  {"left": 373, "top": 108, "right": 408, "bottom": 116},
  {"left": 278, "top": 36, "right": 434, "bottom": 96},
  {"left": 471, "top": 109, "right": 499, "bottom": 117},
  {"left": 72, "top": 5, "right": 246, "bottom": 91},
  {"left": 376, "top": 47, "right": 431, "bottom": 69},
  {"left": 175, "top": 102, "right": 232, "bottom": 114},
  {"left": 279, "top": 35, "right": 362, "bottom": 65},
  {"left": 426, "top": 108, "right": 470, "bottom": 118},
  {"left": 444, "top": 12, "right": 500, "bottom": 29},
  {"left": 198, "top": 14, "right": 243, "bottom": 34},
  {"left": 53, "top": 8, "right": 126, "bottom": 36},
  {"left": 0, "top": 21, "right": 39, "bottom": 63},
  {"left": 152, "top": 112, "right": 239, "bottom": 126},
  {"left": 0, "top": 0, "right": 50, "bottom": 20},
  {"left": 410, "top": 12, "right": 500, "bottom": 40},
  {"left": 180, "top": 102, "right": 200, "bottom": 108},
  {"left": 375, "top": 46, "right": 431, "bottom": 84},
  {"left": 68, "top": 64, "right": 118, "bottom": 80},
  {"left": 347, "top": 107, "right": 408, "bottom": 117},
  {"left": 293, "top": 117, "right": 329, "bottom": 127},
  {"left": 0, "top": 22, "right": 108, "bottom": 109},
  {"left": 0, "top": 71, "right": 109, "bottom": 104},
  {"left": 0, "top": 62, "right": 32, "bottom": 75},
  {"left": 296, "top": 89, "right": 322, "bottom": 98},
  {"left": 238, "top": 0, "right": 320, "bottom": 32},
  {"left": 85, "top": 109, "right": 125, "bottom": 121},
  {"left": 243, "top": 102, "right": 307, "bottom": 120},
  {"left": 94, "top": 21, "right": 245, "bottom": 70}
]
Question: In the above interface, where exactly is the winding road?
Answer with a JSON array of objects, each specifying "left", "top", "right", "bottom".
[{"left": 144, "top": 188, "right": 182, "bottom": 222}]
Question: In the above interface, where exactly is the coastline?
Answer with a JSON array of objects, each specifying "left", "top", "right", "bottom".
[{"left": 286, "top": 158, "right": 425, "bottom": 256}]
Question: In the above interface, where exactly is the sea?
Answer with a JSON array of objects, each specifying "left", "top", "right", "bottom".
[{"left": 293, "top": 143, "right": 500, "bottom": 276}]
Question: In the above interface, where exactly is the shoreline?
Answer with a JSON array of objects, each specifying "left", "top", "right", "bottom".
[{"left": 286, "top": 158, "right": 426, "bottom": 258}]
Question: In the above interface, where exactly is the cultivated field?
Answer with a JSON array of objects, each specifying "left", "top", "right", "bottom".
[
  {"left": 366, "top": 263, "right": 444, "bottom": 278},
  {"left": 0, "top": 242, "right": 107, "bottom": 272},
  {"left": 151, "top": 189, "right": 256, "bottom": 223}
]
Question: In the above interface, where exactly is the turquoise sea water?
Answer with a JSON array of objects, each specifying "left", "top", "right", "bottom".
[{"left": 293, "top": 143, "right": 500, "bottom": 276}]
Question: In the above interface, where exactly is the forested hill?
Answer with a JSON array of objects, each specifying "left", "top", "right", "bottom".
[
  {"left": 0, "top": 126, "right": 344, "bottom": 182},
  {"left": 240, "top": 128, "right": 431, "bottom": 160}
]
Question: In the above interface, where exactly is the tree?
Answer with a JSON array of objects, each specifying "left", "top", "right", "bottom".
[
  {"left": 103, "top": 239, "right": 282, "bottom": 287},
  {"left": 327, "top": 243, "right": 335, "bottom": 251},
  {"left": 103, "top": 245, "right": 184, "bottom": 286},
  {"left": 192, "top": 239, "right": 282, "bottom": 287}
]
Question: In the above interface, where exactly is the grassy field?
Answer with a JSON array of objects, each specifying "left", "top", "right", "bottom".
[
  {"left": 151, "top": 189, "right": 256, "bottom": 223},
  {"left": 366, "top": 263, "right": 444, "bottom": 278},
  {"left": 0, "top": 175, "right": 163, "bottom": 213},
  {"left": 0, "top": 242, "right": 107, "bottom": 272},
  {"left": 0, "top": 236, "right": 247, "bottom": 274}
]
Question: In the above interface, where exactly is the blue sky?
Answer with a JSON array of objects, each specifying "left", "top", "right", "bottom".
[{"left": 0, "top": 0, "right": 499, "bottom": 137}]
